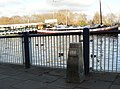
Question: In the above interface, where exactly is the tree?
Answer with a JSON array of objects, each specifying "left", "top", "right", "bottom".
[{"left": 93, "top": 12, "right": 100, "bottom": 24}]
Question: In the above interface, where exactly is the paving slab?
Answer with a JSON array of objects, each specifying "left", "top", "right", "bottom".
[
  {"left": 0, "top": 86, "right": 17, "bottom": 89},
  {"left": 10, "top": 72, "right": 39, "bottom": 81},
  {"left": 0, "top": 64, "right": 120, "bottom": 89},
  {"left": 37, "top": 85, "right": 70, "bottom": 89},
  {"left": 32, "top": 74, "right": 60, "bottom": 83},
  {"left": 0, "top": 77, "right": 24, "bottom": 87},
  {"left": 0, "top": 69, "right": 23, "bottom": 76},
  {"left": 0, "top": 74, "right": 9, "bottom": 79},
  {"left": 49, "top": 69, "right": 66, "bottom": 77},
  {"left": 24, "top": 67, "right": 53, "bottom": 75},
  {"left": 88, "top": 72, "right": 117, "bottom": 82},
  {"left": 49, "top": 78, "right": 78, "bottom": 89},
  {"left": 77, "top": 80, "right": 112, "bottom": 89},
  {"left": 11, "top": 80, "right": 47, "bottom": 89},
  {"left": 109, "top": 85, "right": 120, "bottom": 89},
  {"left": 11, "top": 72, "right": 60, "bottom": 83},
  {"left": 113, "top": 76, "right": 120, "bottom": 85},
  {"left": 74, "top": 87, "right": 89, "bottom": 89}
]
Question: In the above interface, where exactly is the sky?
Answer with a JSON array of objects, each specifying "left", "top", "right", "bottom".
[{"left": 0, "top": 0, "right": 119, "bottom": 18}]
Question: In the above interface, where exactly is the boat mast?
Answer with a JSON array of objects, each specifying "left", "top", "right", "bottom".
[
  {"left": 53, "top": 0, "right": 55, "bottom": 20},
  {"left": 99, "top": 0, "right": 102, "bottom": 25}
]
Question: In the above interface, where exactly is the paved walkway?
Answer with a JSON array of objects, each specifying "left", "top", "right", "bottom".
[{"left": 0, "top": 64, "right": 120, "bottom": 89}]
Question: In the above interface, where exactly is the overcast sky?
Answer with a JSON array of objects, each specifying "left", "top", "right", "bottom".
[{"left": 0, "top": 0, "right": 119, "bottom": 18}]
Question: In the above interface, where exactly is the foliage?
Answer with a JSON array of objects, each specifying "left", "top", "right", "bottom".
[{"left": 0, "top": 10, "right": 119, "bottom": 26}]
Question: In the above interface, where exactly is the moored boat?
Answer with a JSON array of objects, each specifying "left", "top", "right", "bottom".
[{"left": 36, "top": 0, "right": 118, "bottom": 34}]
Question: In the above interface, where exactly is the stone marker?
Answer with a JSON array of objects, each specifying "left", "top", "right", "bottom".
[{"left": 66, "top": 43, "right": 85, "bottom": 83}]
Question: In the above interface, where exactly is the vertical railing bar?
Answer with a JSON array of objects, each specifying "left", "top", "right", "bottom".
[
  {"left": 3, "top": 38, "right": 5, "bottom": 63},
  {"left": 0, "top": 39, "right": 2, "bottom": 62},
  {"left": 28, "top": 35, "right": 33, "bottom": 65},
  {"left": 43, "top": 36, "right": 46, "bottom": 66},
  {"left": 37, "top": 37, "right": 41, "bottom": 66},
  {"left": 29, "top": 37, "right": 32, "bottom": 65},
  {"left": 36, "top": 36, "right": 39, "bottom": 66},
  {"left": 33, "top": 37, "right": 35, "bottom": 65},
  {"left": 18, "top": 38, "right": 20, "bottom": 64},
  {"left": 21, "top": 37, "right": 24, "bottom": 65},
  {"left": 42, "top": 36, "right": 47, "bottom": 67},
  {"left": 8, "top": 38, "right": 11, "bottom": 61},
  {"left": 36, "top": 37, "right": 39, "bottom": 66},
  {"left": 96, "top": 35, "right": 99, "bottom": 71},
  {"left": 92, "top": 35, "right": 94, "bottom": 71},
  {"left": 21, "top": 37, "right": 23, "bottom": 64},
  {"left": 53, "top": 36, "right": 56, "bottom": 68},
  {"left": 23, "top": 32, "right": 30, "bottom": 68},
  {"left": 72, "top": 34, "right": 74, "bottom": 42},
  {"left": 65, "top": 35, "right": 67, "bottom": 68},
  {"left": 59, "top": 36, "right": 62, "bottom": 67},
  {"left": 100, "top": 36, "right": 103, "bottom": 71},
  {"left": 13, "top": 38, "right": 15, "bottom": 64},
  {"left": 62, "top": 35, "right": 65, "bottom": 68},
  {"left": 22, "top": 35, "right": 25, "bottom": 65},
  {"left": 75, "top": 35, "right": 77, "bottom": 42},
  {"left": 104, "top": 35, "right": 106, "bottom": 72},
  {"left": 6, "top": 38, "right": 8, "bottom": 63},
  {"left": 3, "top": 38, "right": 6, "bottom": 63},
  {"left": 17, "top": 38, "right": 19, "bottom": 64},
  {"left": 16, "top": 38, "right": 18, "bottom": 64},
  {"left": 83, "top": 28, "right": 90, "bottom": 75},
  {"left": 112, "top": 37, "right": 114, "bottom": 71},
  {"left": 0, "top": 39, "right": 1, "bottom": 62},
  {"left": 40, "top": 36, "right": 42, "bottom": 66},
  {"left": 15, "top": 38, "right": 17, "bottom": 64},
  {"left": 116, "top": 35, "right": 118, "bottom": 72},
  {"left": 45, "top": 36, "right": 48, "bottom": 67},
  {"left": 46, "top": 36, "right": 48, "bottom": 67},
  {"left": 8, "top": 38, "right": 10, "bottom": 64},
  {"left": 35, "top": 37, "right": 38, "bottom": 66},
  {"left": 57, "top": 36, "right": 59, "bottom": 67},
  {"left": 108, "top": 36, "right": 110, "bottom": 72},
  {"left": 6, "top": 38, "right": 9, "bottom": 63},
  {"left": 7, "top": 38, "right": 9, "bottom": 63},
  {"left": 48, "top": 36, "right": 50, "bottom": 67},
  {"left": 19, "top": 38, "right": 21, "bottom": 64},
  {"left": 50, "top": 36, "right": 53, "bottom": 67}
]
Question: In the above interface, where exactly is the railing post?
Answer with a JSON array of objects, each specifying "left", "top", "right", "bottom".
[
  {"left": 23, "top": 32, "right": 30, "bottom": 68},
  {"left": 83, "top": 28, "right": 90, "bottom": 75}
]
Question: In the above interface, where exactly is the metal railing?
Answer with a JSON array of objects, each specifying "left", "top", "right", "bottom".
[
  {"left": 0, "top": 32, "right": 82, "bottom": 69},
  {"left": 0, "top": 29, "right": 120, "bottom": 73},
  {"left": 90, "top": 34, "right": 120, "bottom": 72},
  {"left": 0, "top": 36, "right": 24, "bottom": 65},
  {"left": 29, "top": 33, "right": 82, "bottom": 68}
]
